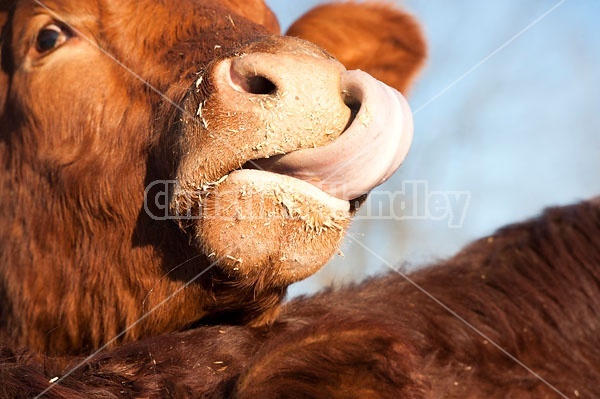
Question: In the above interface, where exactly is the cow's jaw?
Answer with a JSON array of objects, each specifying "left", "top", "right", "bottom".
[{"left": 170, "top": 37, "right": 413, "bottom": 287}]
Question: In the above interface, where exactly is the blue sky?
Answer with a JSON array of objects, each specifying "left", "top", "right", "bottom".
[{"left": 265, "top": 0, "right": 600, "bottom": 295}]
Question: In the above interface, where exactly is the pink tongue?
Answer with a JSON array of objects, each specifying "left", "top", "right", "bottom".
[{"left": 252, "top": 70, "right": 413, "bottom": 201}]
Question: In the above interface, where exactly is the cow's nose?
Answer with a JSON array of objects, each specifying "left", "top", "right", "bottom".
[
  {"left": 223, "top": 48, "right": 345, "bottom": 99},
  {"left": 218, "top": 36, "right": 347, "bottom": 98},
  {"left": 206, "top": 37, "right": 352, "bottom": 154}
]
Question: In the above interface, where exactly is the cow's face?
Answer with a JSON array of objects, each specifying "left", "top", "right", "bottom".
[{"left": 0, "top": 0, "right": 422, "bottom": 353}]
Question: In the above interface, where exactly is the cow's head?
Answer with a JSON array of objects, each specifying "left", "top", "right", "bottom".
[{"left": 0, "top": 0, "right": 425, "bottom": 354}]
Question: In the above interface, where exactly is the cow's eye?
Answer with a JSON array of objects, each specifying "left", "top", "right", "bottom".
[{"left": 35, "top": 24, "right": 68, "bottom": 53}]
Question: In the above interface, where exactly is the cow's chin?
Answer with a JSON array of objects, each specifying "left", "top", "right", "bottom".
[{"left": 194, "top": 169, "right": 351, "bottom": 286}]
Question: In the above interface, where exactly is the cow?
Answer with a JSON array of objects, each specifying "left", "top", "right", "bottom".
[
  {"left": 2, "top": 1, "right": 598, "bottom": 398},
  {"left": 0, "top": 0, "right": 425, "bottom": 357},
  {"left": 2, "top": 200, "right": 599, "bottom": 398}
]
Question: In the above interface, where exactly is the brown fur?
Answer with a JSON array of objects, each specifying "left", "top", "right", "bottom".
[
  {"left": 4, "top": 1, "right": 595, "bottom": 398},
  {"left": 0, "top": 0, "right": 281, "bottom": 356},
  {"left": 1, "top": 200, "right": 598, "bottom": 398},
  {"left": 237, "top": 199, "right": 600, "bottom": 398},
  {"left": 0, "top": 0, "right": 425, "bottom": 357}
]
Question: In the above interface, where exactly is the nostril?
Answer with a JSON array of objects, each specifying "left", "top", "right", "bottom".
[
  {"left": 246, "top": 75, "right": 277, "bottom": 95},
  {"left": 229, "top": 60, "right": 278, "bottom": 95},
  {"left": 342, "top": 96, "right": 361, "bottom": 132}
]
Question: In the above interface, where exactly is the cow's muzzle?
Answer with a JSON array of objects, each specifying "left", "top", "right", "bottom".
[{"left": 168, "top": 36, "right": 413, "bottom": 286}]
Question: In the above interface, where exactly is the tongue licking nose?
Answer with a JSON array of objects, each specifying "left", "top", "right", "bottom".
[{"left": 251, "top": 70, "right": 413, "bottom": 201}]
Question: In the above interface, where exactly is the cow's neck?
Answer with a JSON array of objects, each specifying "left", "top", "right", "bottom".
[{"left": 0, "top": 143, "right": 210, "bottom": 354}]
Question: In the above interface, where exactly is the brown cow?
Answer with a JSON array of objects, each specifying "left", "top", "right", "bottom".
[
  {"left": 3, "top": 1, "right": 597, "bottom": 398},
  {"left": 2, "top": 201, "right": 599, "bottom": 398},
  {"left": 0, "top": 0, "right": 424, "bottom": 355}
]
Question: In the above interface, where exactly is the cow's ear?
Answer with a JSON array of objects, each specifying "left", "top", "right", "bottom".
[{"left": 287, "top": 3, "right": 426, "bottom": 94}]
